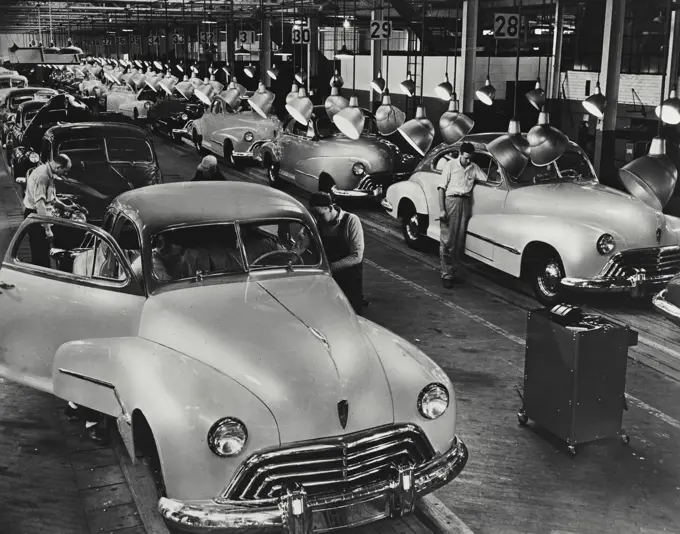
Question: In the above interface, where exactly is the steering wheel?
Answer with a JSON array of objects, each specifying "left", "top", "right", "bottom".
[{"left": 250, "top": 249, "right": 304, "bottom": 266}]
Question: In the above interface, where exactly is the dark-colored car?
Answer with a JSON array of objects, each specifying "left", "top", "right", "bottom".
[
  {"left": 15, "top": 122, "right": 162, "bottom": 224},
  {"left": 4, "top": 99, "right": 49, "bottom": 166},
  {"left": 147, "top": 96, "right": 204, "bottom": 141},
  {"left": 0, "top": 87, "right": 58, "bottom": 142}
]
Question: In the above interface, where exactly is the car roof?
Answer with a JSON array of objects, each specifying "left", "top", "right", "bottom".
[
  {"left": 45, "top": 122, "right": 150, "bottom": 141},
  {"left": 7, "top": 87, "right": 54, "bottom": 97},
  {"left": 17, "top": 100, "right": 46, "bottom": 112},
  {"left": 110, "top": 181, "right": 315, "bottom": 235}
]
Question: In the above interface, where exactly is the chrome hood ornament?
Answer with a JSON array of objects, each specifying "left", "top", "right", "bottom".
[{"left": 337, "top": 400, "right": 349, "bottom": 429}]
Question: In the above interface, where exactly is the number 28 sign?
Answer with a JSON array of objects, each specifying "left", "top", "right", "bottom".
[{"left": 494, "top": 13, "right": 520, "bottom": 39}]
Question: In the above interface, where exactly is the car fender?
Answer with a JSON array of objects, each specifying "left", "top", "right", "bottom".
[
  {"left": 53, "top": 336, "right": 280, "bottom": 502},
  {"left": 259, "top": 139, "right": 283, "bottom": 164},
  {"left": 490, "top": 214, "right": 624, "bottom": 279},
  {"left": 358, "top": 318, "right": 457, "bottom": 455},
  {"left": 384, "top": 179, "right": 428, "bottom": 219}
]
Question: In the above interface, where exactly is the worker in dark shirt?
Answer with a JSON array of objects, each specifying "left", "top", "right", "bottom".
[
  {"left": 309, "top": 192, "right": 365, "bottom": 315},
  {"left": 191, "top": 155, "right": 228, "bottom": 181}
]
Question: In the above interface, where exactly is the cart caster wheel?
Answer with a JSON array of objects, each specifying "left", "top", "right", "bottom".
[
  {"left": 567, "top": 445, "right": 577, "bottom": 457},
  {"left": 517, "top": 409, "right": 528, "bottom": 426},
  {"left": 619, "top": 432, "right": 630, "bottom": 445}
]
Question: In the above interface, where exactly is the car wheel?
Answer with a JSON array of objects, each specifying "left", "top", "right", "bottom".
[
  {"left": 401, "top": 203, "right": 427, "bottom": 250},
  {"left": 531, "top": 253, "right": 565, "bottom": 306},
  {"left": 264, "top": 153, "right": 280, "bottom": 187}
]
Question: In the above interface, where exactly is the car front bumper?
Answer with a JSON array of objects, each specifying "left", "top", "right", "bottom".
[
  {"left": 561, "top": 271, "right": 674, "bottom": 297},
  {"left": 158, "top": 436, "right": 468, "bottom": 534},
  {"left": 171, "top": 119, "right": 195, "bottom": 138},
  {"left": 331, "top": 172, "right": 411, "bottom": 201},
  {"left": 652, "top": 289, "right": 680, "bottom": 325}
]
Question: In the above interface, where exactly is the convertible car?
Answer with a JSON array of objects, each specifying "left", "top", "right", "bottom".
[
  {"left": 260, "top": 106, "right": 417, "bottom": 200},
  {"left": 190, "top": 93, "right": 280, "bottom": 165},
  {"left": 382, "top": 135, "right": 680, "bottom": 305},
  {"left": 14, "top": 122, "right": 162, "bottom": 224},
  {"left": 0, "top": 181, "right": 467, "bottom": 533}
]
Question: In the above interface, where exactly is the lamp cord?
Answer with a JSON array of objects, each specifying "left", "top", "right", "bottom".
[
  {"left": 453, "top": 1, "right": 459, "bottom": 100},
  {"left": 444, "top": 6, "right": 450, "bottom": 78},
  {"left": 352, "top": 0, "right": 357, "bottom": 93},
  {"left": 658, "top": 0, "right": 673, "bottom": 136},
  {"left": 514, "top": 0, "right": 521, "bottom": 119},
  {"left": 543, "top": 0, "right": 549, "bottom": 107},
  {"left": 385, "top": 0, "right": 390, "bottom": 88},
  {"left": 419, "top": 1, "right": 425, "bottom": 104}
]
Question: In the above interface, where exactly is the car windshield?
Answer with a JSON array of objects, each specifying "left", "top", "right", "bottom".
[
  {"left": 513, "top": 145, "right": 597, "bottom": 185},
  {"left": 149, "top": 219, "right": 322, "bottom": 283},
  {"left": 138, "top": 87, "right": 159, "bottom": 101},
  {"left": 24, "top": 109, "right": 39, "bottom": 124},
  {"left": 0, "top": 80, "right": 11, "bottom": 89},
  {"left": 105, "top": 137, "right": 154, "bottom": 162},
  {"left": 58, "top": 138, "right": 108, "bottom": 164},
  {"left": 314, "top": 114, "right": 378, "bottom": 138},
  {"left": 8, "top": 94, "right": 37, "bottom": 110}
]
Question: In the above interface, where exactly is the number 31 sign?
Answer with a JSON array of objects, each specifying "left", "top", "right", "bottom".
[
  {"left": 494, "top": 13, "right": 520, "bottom": 39},
  {"left": 369, "top": 20, "right": 392, "bottom": 40}
]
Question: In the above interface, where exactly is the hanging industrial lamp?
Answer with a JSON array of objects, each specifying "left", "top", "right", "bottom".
[
  {"left": 325, "top": 13, "right": 348, "bottom": 120},
  {"left": 333, "top": 0, "right": 364, "bottom": 139},
  {"left": 400, "top": 72, "right": 415, "bottom": 97},
  {"left": 295, "top": 69, "right": 307, "bottom": 84},
  {"left": 526, "top": 78, "right": 545, "bottom": 110},
  {"left": 487, "top": 0, "right": 530, "bottom": 178},
  {"left": 655, "top": 86, "right": 680, "bottom": 125},
  {"left": 267, "top": 64, "right": 279, "bottom": 80},
  {"left": 582, "top": 81, "right": 606, "bottom": 119},
  {"left": 330, "top": 70, "right": 344, "bottom": 88},
  {"left": 376, "top": 90, "right": 406, "bottom": 135},
  {"left": 435, "top": 74, "right": 453, "bottom": 100},
  {"left": 286, "top": 82, "right": 300, "bottom": 104},
  {"left": 619, "top": 0, "right": 678, "bottom": 211},
  {"left": 371, "top": 70, "right": 386, "bottom": 93},
  {"left": 476, "top": 78, "right": 495, "bottom": 106},
  {"left": 335, "top": 44, "right": 354, "bottom": 59},
  {"left": 249, "top": 81, "right": 276, "bottom": 118},
  {"left": 398, "top": 3, "right": 435, "bottom": 156},
  {"left": 527, "top": 111, "right": 568, "bottom": 166},
  {"left": 243, "top": 64, "right": 256, "bottom": 78},
  {"left": 286, "top": 87, "right": 314, "bottom": 125}
]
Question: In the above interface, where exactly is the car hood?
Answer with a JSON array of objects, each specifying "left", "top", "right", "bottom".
[
  {"left": 139, "top": 274, "right": 395, "bottom": 444},
  {"left": 506, "top": 181, "right": 678, "bottom": 247}
]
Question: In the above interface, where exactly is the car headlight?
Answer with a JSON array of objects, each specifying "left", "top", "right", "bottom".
[
  {"left": 144, "top": 101, "right": 151, "bottom": 109},
  {"left": 28, "top": 151, "right": 39, "bottom": 163},
  {"left": 417, "top": 383, "right": 449, "bottom": 420},
  {"left": 71, "top": 211, "right": 87, "bottom": 223},
  {"left": 244, "top": 131, "right": 254, "bottom": 142},
  {"left": 207, "top": 417, "right": 248, "bottom": 457},
  {"left": 180, "top": 113, "right": 188, "bottom": 121},
  {"left": 596, "top": 233, "right": 615, "bottom": 255},
  {"left": 352, "top": 162, "right": 365, "bottom": 176}
]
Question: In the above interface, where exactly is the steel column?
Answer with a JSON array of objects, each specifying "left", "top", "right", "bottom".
[
  {"left": 370, "top": 7, "right": 384, "bottom": 110},
  {"left": 261, "top": 19, "right": 272, "bottom": 85},
  {"left": 550, "top": 0, "right": 564, "bottom": 100},
  {"left": 461, "top": 0, "right": 478, "bottom": 114}
]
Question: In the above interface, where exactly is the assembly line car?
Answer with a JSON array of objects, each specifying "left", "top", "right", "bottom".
[
  {"left": 382, "top": 134, "right": 680, "bottom": 305},
  {"left": 0, "top": 181, "right": 468, "bottom": 534}
]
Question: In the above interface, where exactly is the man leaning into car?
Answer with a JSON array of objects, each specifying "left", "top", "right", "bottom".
[
  {"left": 437, "top": 142, "right": 487, "bottom": 289},
  {"left": 22, "top": 153, "right": 74, "bottom": 268}
]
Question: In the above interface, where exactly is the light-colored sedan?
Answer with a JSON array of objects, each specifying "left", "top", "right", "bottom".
[
  {"left": 260, "top": 106, "right": 418, "bottom": 200},
  {"left": 382, "top": 134, "right": 680, "bottom": 305},
  {"left": 0, "top": 74, "right": 28, "bottom": 106},
  {"left": 190, "top": 93, "right": 280, "bottom": 164},
  {"left": 0, "top": 181, "right": 467, "bottom": 533},
  {"left": 104, "top": 85, "right": 157, "bottom": 120}
]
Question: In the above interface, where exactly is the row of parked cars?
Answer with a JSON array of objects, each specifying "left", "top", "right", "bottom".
[{"left": 0, "top": 65, "right": 469, "bottom": 534}]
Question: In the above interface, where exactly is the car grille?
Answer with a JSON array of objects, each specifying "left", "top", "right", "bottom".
[
  {"left": 223, "top": 424, "right": 435, "bottom": 501},
  {"left": 601, "top": 246, "right": 680, "bottom": 280}
]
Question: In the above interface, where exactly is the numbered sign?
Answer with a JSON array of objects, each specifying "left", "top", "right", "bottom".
[
  {"left": 238, "top": 30, "right": 255, "bottom": 44},
  {"left": 117, "top": 36, "right": 126, "bottom": 45},
  {"left": 369, "top": 20, "right": 392, "bottom": 40},
  {"left": 148, "top": 35, "right": 160, "bottom": 45},
  {"left": 134, "top": 35, "right": 141, "bottom": 44},
  {"left": 292, "top": 26, "right": 311, "bottom": 44},
  {"left": 494, "top": 13, "right": 520, "bottom": 39},
  {"left": 200, "top": 32, "right": 214, "bottom": 43},
  {"left": 172, "top": 34, "right": 185, "bottom": 44}
]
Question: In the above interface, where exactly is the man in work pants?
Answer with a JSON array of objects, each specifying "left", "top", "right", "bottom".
[{"left": 437, "top": 142, "right": 487, "bottom": 289}]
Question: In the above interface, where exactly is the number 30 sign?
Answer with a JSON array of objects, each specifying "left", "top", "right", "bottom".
[
  {"left": 369, "top": 20, "right": 392, "bottom": 40},
  {"left": 494, "top": 13, "right": 520, "bottom": 39}
]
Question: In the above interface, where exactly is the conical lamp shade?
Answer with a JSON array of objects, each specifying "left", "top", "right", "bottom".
[
  {"left": 235, "top": 45, "right": 250, "bottom": 55},
  {"left": 325, "top": 86, "right": 349, "bottom": 120},
  {"left": 435, "top": 76, "right": 453, "bottom": 100},
  {"left": 375, "top": 91, "right": 406, "bottom": 135},
  {"left": 244, "top": 65, "right": 256, "bottom": 78},
  {"left": 619, "top": 137, "right": 678, "bottom": 211},
  {"left": 526, "top": 80, "right": 545, "bottom": 110},
  {"left": 333, "top": 95, "right": 365, "bottom": 140},
  {"left": 582, "top": 82, "right": 606, "bottom": 119},
  {"left": 476, "top": 78, "right": 496, "bottom": 105},
  {"left": 267, "top": 65, "right": 279, "bottom": 80},
  {"left": 487, "top": 118, "right": 530, "bottom": 179},
  {"left": 249, "top": 82, "right": 276, "bottom": 118},
  {"left": 527, "top": 111, "right": 568, "bottom": 167},
  {"left": 223, "top": 87, "right": 242, "bottom": 109},
  {"left": 400, "top": 74, "right": 415, "bottom": 97},
  {"left": 295, "top": 69, "right": 307, "bottom": 84},
  {"left": 371, "top": 71, "right": 386, "bottom": 93},
  {"left": 286, "top": 87, "right": 314, "bottom": 126},
  {"left": 655, "top": 89, "right": 680, "bottom": 125},
  {"left": 439, "top": 97, "right": 474, "bottom": 145},
  {"left": 398, "top": 106, "right": 435, "bottom": 156},
  {"left": 330, "top": 70, "right": 344, "bottom": 88},
  {"left": 286, "top": 83, "right": 300, "bottom": 105},
  {"left": 335, "top": 45, "right": 354, "bottom": 59},
  {"left": 159, "top": 76, "right": 178, "bottom": 95},
  {"left": 44, "top": 42, "right": 60, "bottom": 54}
]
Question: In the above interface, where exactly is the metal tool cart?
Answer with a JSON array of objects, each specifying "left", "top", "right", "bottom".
[{"left": 517, "top": 306, "right": 638, "bottom": 457}]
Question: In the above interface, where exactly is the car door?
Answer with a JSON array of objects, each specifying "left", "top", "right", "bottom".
[
  {"left": 0, "top": 216, "right": 145, "bottom": 394},
  {"left": 277, "top": 118, "right": 303, "bottom": 185},
  {"left": 281, "top": 119, "right": 318, "bottom": 192},
  {"left": 465, "top": 152, "right": 510, "bottom": 262},
  {"left": 203, "top": 99, "right": 222, "bottom": 151}
]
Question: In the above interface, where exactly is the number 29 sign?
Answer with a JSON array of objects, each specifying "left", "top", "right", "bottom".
[
  {"left": 494, "top": 13, "right": 521, "bottom": 39},
  {"left": 369, "top": 20, "right": 392, "bottom": 40}
]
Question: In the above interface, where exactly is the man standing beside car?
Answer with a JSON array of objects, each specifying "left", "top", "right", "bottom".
[
  {"left": 22, "top": 153, "right": 73, "bottom": 268},
  {"left": 437, "top": 142, "right": 487, "bottom": 288},
  {"left": 309, "top": 192, "right": 365, "bottom": 315}
]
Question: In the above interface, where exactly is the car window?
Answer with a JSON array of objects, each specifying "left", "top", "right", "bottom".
[
  {"left": 241, "top": 220, "right": 321, "bottom": 270},
  {"left": 513, "top": 145, "right": 596, "bottom": 185},
  {"left": 211, "top": 100, "right": 223, "bottom": 114},
  {"left": 12, "top": 79, "right": 26, "bottom": 88},
  {"left": 58, "top": 137, "right": 107, "bottom": 164},
  {"left": 14, "top": 221, "right": 126, "bottom": 282},
  {"left": 24, "top": 109, "right": 39, "bottom": 125},
  {"left": 0, "top": 80, "right": 10, "bottom": 89},
  {"left": 432, "top": 148, "right": 460, "bottom": 172},
  {"left": 106, "top": 137, "right": 154, "bottom": 162},
  {"left": 285, "top": 119, "right": 307, "bottom": 137}
]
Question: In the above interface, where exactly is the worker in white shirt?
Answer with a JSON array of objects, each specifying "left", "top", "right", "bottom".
[{"left": 436, "top": 142, "right": 487, "bottom": 288}]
